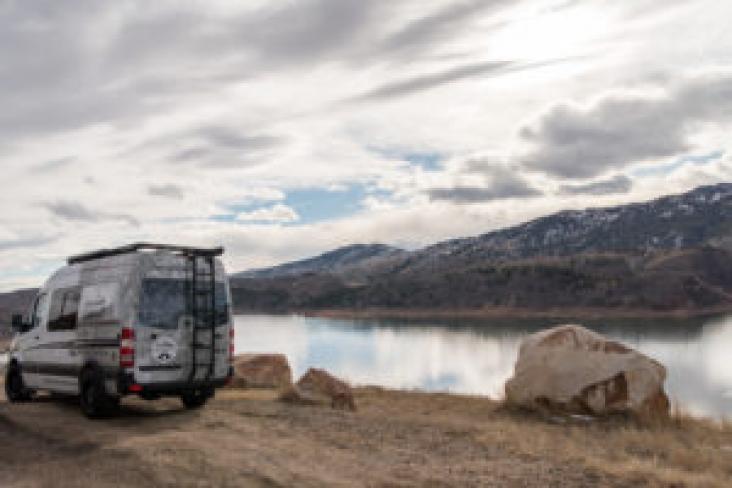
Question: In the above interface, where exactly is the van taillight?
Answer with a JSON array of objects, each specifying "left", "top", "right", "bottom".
[
  {"left": 228, "top": 327, "right": 234, "bottom": 363},
  {"left": 120, "top": 327, "right": 135, "bottom": 368}
]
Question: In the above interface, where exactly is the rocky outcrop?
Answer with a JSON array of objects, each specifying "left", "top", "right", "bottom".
[
  {"left": 279, "top": 368, "right": 356, "bottom": 411},
  {"left": 229, "top": 354, "right": 292, "bottom": 389},
  {"left": 505, "top": 325, "right": 669, "bottom": 419}
]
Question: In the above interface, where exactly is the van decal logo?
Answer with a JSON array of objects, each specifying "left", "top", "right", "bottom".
[{"left": 151, "top": 336, "right": 178, "bottom": 365}]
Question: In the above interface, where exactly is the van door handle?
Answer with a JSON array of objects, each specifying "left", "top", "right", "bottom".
[{"left": 34, "top": 336, "right": 39, "bottom": 340}]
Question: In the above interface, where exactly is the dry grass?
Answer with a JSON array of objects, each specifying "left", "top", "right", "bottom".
[
  {"left": 0, "top": 386, "right": 730, "bottom": 487},
  {"left": 355, "top": 387, "right": 732, "bottom": 488}
]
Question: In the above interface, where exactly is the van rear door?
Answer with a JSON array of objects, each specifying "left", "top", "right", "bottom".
[{"left": 135, "top": 277, "right": 230, "bottom": 385}]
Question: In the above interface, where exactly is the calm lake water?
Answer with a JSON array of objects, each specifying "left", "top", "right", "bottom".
[{"left": 234, "top": 314, "right": 732, "bottom": 420}]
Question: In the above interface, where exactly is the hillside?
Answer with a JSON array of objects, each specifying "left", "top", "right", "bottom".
[
  {"left": 230, "top": 183, "right": 732, "bottom": 316},
  {"left": 232, "top": 243, "right": 406, "bottom": 279},
  {"left": 0, "top": 288, "right": 37, "bottom": 336}
]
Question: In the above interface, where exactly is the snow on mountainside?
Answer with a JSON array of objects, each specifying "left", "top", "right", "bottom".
[{"left": 401, "top": 183, "right": 732, "bottom": 272}]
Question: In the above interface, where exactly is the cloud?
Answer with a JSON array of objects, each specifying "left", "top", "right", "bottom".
[
  {"left": 0, "top": 1, "right": 388, "bottom": 144},
  {"left": 349, "top": 57, "right": 578, "bottom": 103},
  {"left": 1, "top": 1, "right": 732, "bottom": 291},
  {"left": 518, "top": 71, "right": 732, "bottom": 179},
  {"left": 148, "top": 184, "right": 184, "bottom": 200},
  {"left": 163, "top": 126, "right": 285, "bottom": 167},
  {"left": 376, "top": 1, "right": 508, "bottom": 61},
  {"left": 350, "top": 61, "right": 511, "bottom": 102},
  {"left": 235, "top": 203, "right": 299, "bottom": 223},
  {"left": 427, "top": 163, "right": 541, "bottom": 203},
  {"left": 0, "top": 236, "right": 57, "bottom": 252},
  {"left": 196, "top": 126, "right": 284, "bottom": 150},
  {"left": 559, "top": 174, "right": 633, "bottom": 195},
  {"left": 173, "top": 147, "right": 211, "bottom": 163},
  {"left": 31, "top": 157, "right": 75, "bottom": 173},
  {"left": 234, "top": 0, "right": 392, "bottom": 67},
  {"left": 43, "top": 201, "right": 140, "bottom": 226}
]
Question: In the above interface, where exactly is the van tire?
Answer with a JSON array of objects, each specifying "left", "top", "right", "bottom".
[
  {"left": 180, "top": 388, "right": 211, "bottom": 409},
  {"left": 5, "top": 364, "right": 33, "bottom": 402},
  {"left": 79, "top": 369, "right": 118, "bottom": 418}
]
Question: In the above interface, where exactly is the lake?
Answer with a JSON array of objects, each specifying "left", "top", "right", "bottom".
[{"left": 234, "top": 313, "right": 732, "bottom": 420}]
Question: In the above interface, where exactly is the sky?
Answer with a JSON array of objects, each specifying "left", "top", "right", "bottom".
[{"left": 1, "top": 0, "right": 731, "bottom": 291}]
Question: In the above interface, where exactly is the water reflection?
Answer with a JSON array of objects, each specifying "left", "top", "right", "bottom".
[{"left": 234, "top": 314, "right": 732, "bottom": 419}]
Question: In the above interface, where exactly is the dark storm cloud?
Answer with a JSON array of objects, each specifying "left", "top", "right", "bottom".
[
  {"left": 559, "top": 174, "right": 633, "bottom": 195},
  {"left": 427, "top": 164, "right": 541, "bottom": 203},
  {"left": 519, "top": 71, "right": 732, "bottom": 179},
  {"left": 148, "top": 184, "right": 184, "bottom": 200},
  {"left": 43, "top": 201, "right": 140, "bottom": 226}
]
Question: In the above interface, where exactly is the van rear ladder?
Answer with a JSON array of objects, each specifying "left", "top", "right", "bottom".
[{"left": 186, "top": 254, "right": 217, "bottom": 383}]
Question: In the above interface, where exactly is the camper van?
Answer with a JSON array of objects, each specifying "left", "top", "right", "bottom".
[{"left": 4, "top": 243, "right": 234, "bottom": 418}]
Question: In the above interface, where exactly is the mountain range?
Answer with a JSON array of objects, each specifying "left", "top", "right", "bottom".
[
  {"left": 2, "top": 183, "right": 731, "bottom": 328},
  {"left": 229, "top": 183, "right": 732, "bottom": 316}
]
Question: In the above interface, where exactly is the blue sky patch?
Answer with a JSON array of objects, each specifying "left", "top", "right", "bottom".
[
  {"left": 214, "top": 183, "right": 393, "bottom": 225},
  {"left": 283, "top": 185, "right": 367, "bottom": 224},
  {"left": 632, "top": 149, "right": 724, "bottom": 177}
]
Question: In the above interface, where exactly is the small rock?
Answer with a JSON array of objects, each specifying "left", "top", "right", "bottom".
[
  {"left": 229, "top": 353, "right": 292, "bottom": 389},
  {"left": 279, "top": 368, "right": 357, "bottom": 411}
]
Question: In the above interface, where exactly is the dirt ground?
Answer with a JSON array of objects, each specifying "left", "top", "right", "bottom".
[{"left": 0, "top": 386, "right": 730, "bottom": 488}]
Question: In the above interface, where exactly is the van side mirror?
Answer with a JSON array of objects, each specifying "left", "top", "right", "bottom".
[{"left": 11, "top": 314, "right": 27, "bottom": 333}]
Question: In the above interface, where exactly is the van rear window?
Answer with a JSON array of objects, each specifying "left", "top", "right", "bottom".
[{"left": 138, "top": 279, "right": 229, "bottom": 329}]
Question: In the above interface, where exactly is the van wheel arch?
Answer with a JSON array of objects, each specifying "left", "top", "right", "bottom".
[
  {"left": 5, "top": 360, "right": 33, "bottom": 402},
  {"left": 78, "top": 363, "right": 118, "bottom": 418}
]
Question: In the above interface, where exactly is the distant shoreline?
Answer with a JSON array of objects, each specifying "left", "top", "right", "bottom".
[{"left": 235, "top": 305, "right": 732, "bottom": 321}]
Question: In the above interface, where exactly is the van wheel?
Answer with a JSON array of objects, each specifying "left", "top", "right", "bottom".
[
  {"left": 5, "top": 365, "right": 32, "bottom": 402},
  {"left": 79, "top": 369, "right": 118, "bottom": 418},
  {"left": 180, "top": 389, "right": 211, "bottom": 409}
]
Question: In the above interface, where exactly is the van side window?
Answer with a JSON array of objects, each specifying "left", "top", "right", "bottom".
[
  {"left": 47, "top": 286, "right": 82, "bottom": 331},
  {"left": 31, "top": 293, "right": 48, "bottom": 329}
]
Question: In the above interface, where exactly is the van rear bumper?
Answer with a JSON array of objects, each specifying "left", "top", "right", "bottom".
[{"left": 118, "top": 367, "right": 233, "bottom": 396}]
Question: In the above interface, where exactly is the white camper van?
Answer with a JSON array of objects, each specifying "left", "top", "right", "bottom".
[{"left": 4, "top": 243, "right": 234, "bottom": 418}]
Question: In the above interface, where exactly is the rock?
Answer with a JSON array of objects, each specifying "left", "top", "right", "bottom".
[
  {"left": 229, "top": 354, "right": 292, "bottom": 389},
  {"left": 504, "top": 324, "right": 669, "bottom": 419},
  {"left": 279, "top": 368, "right": 357, "bottom": 411},
  {"left": 277, "top": 384, "right": 322, "bottom": 407}
]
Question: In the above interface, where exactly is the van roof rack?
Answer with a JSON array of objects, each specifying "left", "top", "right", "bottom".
[{"left": 67, "top": 242, "right": 224, "bottom": 265}]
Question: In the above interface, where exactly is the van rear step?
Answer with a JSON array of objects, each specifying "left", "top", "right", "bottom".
[{"left": 119, "top": 370, "right": 232, "bottom": 395}]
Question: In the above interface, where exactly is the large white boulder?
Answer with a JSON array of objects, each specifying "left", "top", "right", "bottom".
[{"left": 505, "top": 324, "right": 669, "bottom": 418}]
